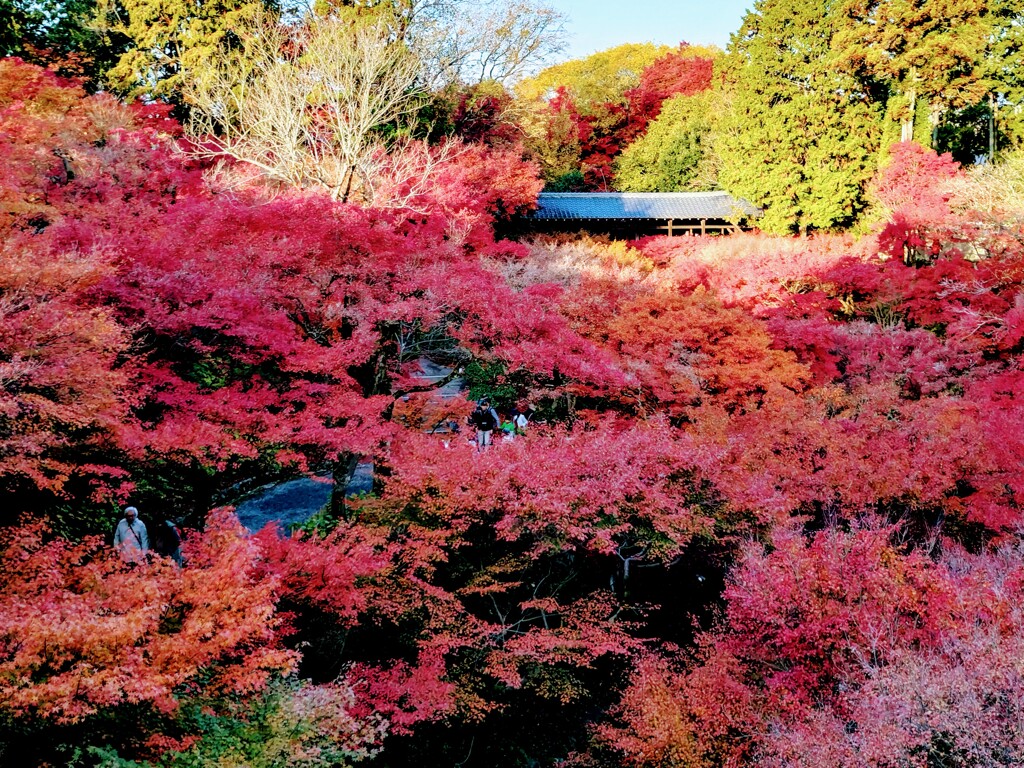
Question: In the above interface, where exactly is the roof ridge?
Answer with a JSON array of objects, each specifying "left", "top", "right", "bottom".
[
  {"left": 538, "top": 191, "right": 730, "bottom": 197},
  {"left": 530, "top": 191, "right": 760, "bottom": 220}
]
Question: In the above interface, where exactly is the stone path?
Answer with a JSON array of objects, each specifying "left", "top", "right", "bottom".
[{"left": 413, "top": 357, "right": 466, "bottom": 399}]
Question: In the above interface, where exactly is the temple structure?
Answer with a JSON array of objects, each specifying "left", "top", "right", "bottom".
[{"left": 522, "top": 191, "right": 759, "bottom": 238}]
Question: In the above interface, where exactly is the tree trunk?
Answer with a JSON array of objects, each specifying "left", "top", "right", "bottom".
[
  {"left": 901, "top": 88, "right": 916, "bottom": 143},
  {"left": 339, "top": 164, "right": 357, "bottom": 203},
  {"left": 929, "top": 104, "right": 943, "bottom": 149},
  {"left": 989, "top": 93, "right": 997, "bottom": 161},
  {"left": 330, "top": 451, "right": 361, "bottom": 520}
]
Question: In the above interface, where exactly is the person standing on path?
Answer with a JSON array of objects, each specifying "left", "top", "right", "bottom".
[
  {"left": 114, "top": 506, "right": 149, "bottom": 562},
  {"left": 470, "top": 399, "right": 499, "bottom": 451}
]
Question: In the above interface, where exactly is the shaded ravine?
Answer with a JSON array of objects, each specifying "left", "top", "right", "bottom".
[
  {"left": 234, "top": 462, "right": 374, "bottom": 532},
  {"left": 235, "top": 358, "right": 465, "bottom": 532}
]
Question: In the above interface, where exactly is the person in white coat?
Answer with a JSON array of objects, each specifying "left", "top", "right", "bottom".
[{"left": 114, "top": 506, "right": 149, "bottom": 562}]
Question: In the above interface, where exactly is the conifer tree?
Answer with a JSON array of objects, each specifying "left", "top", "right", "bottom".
[
  {"left": 833, "top": 0, "right": 989, "bottom": 146},
  {"left": 95, "top": 0, "right": 281, "bottom": 100},
  {"left": 717, "top": 0, "right": 883, "bottom": 234},
  {"left": 984, "top": 0, "right": 1024, "bottom": 147}
]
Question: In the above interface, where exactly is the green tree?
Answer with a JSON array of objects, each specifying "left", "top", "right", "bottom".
[
  {"left": 311, "top": 0, "right": 431, "bottom": 34},
  {"left": 983, "top": 0, "right": 1024, "bottom": 149},
  {"left": 518, "top": 86, "right": 584, "bottom": 186},
  {"left": 716, "top": 0, "right": 883, "bottom": 234},
  {"left": 833, "top": 0, "right": 990, "bottom": 146},
  {"left": 614, "top": 90, "right": 721, "bottom": 192},
  {"left": 0, "top": 0, "right": 31, "bottom": 57},
  {"left": 0, "top": 0, "right": 128, "bottom": 84},
  {"left": 96, "top": 0, "right": 282, "bottom": 100}
]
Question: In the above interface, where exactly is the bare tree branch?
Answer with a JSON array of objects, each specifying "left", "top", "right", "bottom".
[
  {"left": 185, "top": 13, "right": 424, "bottom": 202},
  {"left": 413, "top": 0, "right": 567, "bottom": 89}
]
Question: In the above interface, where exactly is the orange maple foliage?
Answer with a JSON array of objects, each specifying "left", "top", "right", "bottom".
[{"left": 0, "top": 509, "right": 295, "bottom": 724}]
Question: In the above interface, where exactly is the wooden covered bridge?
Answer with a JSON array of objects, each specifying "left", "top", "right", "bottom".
[{"left": 521, "top": 191, "right": 759, "bottom": 238}]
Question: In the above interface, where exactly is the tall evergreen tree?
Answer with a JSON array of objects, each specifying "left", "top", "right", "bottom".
[
  {"left": 984, "top": 0, "right": 1024, "bottom": 148},
  {"left": 833, "top": 0, "right": 990, "bottom": 146},
  {"left": 95, "top": 0, "right": 283, "bottom": 100},
  {"left": 717, "top": 0, "right": 883, "bottom": 234}
]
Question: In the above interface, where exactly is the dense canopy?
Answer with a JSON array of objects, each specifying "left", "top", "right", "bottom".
[{"left": 3, "top": 0, "right": 1024, "bottom": 766}]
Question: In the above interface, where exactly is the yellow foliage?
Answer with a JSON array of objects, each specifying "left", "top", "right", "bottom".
[{"left": 514, "top": 42, "right": 671, "bottom": 109}]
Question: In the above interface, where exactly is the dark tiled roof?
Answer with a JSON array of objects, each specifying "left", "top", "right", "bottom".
[{"left": 532, "top": 192, "right": 759, "bottom": 220}]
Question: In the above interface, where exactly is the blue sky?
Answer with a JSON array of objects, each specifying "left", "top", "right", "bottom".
[{"left": 545, "top": 0, "right": 754, "bottom": 60}]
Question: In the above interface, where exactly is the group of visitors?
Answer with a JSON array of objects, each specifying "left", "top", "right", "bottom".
[
  {"left": 469, "top": 399, "right": 532, "bottom": 450},
  {"left": 113, "top": 506, "right": 183, "bottom": 565}
]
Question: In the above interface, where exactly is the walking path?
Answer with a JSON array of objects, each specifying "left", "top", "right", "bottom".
[{"left": 234, "top": 462, "right": 374, "bottom": 532}]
